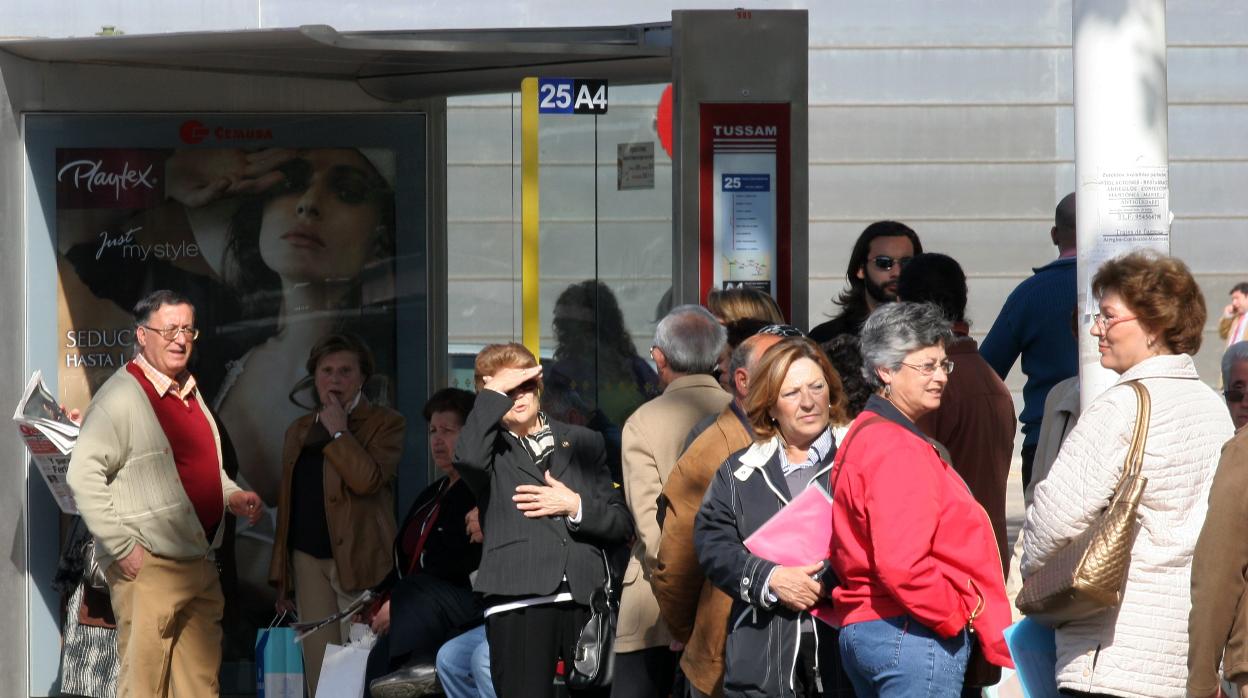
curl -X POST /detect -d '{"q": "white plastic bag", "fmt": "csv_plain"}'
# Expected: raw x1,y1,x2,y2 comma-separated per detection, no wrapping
315,623,377,698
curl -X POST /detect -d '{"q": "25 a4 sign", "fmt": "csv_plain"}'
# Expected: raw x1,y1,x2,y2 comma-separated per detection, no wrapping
537,79,608,115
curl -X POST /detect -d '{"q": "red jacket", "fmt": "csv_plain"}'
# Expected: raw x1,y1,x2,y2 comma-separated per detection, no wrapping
829,396,1014,668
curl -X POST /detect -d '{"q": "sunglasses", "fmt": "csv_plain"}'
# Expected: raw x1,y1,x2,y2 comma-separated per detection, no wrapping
507,379,541,396
1226,389,1246,403
868,255,913,271
757,324,804,338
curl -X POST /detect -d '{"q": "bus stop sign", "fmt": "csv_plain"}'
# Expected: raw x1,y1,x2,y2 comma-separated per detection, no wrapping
537,78,608,115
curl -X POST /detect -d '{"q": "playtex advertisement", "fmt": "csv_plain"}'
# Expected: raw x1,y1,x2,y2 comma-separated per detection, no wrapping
27,113,426,690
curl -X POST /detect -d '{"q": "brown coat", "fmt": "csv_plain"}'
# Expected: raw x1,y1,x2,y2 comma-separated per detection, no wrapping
917,336,1016,572
1189,426,1248,697
269,399,406,595
618,374,731,652
653,406,752,697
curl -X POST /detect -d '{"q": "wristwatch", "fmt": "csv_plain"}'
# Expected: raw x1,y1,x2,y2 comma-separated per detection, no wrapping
332,430,345,440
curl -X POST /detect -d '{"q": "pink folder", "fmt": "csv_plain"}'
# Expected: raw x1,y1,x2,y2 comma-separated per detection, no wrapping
743,484,838,625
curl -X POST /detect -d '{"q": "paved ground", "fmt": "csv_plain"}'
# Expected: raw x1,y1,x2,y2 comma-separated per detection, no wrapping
1005,458,1026,548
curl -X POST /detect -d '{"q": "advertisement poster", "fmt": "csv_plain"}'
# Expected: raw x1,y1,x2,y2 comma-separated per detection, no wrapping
699,103,791,317
27,113,426,690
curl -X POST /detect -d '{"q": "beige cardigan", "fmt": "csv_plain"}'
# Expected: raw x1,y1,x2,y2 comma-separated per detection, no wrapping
67,365,243,567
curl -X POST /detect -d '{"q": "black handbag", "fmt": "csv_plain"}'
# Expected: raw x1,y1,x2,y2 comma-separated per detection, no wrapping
567,549,617,689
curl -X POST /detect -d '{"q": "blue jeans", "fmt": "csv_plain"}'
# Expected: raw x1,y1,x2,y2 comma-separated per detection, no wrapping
839,616,970,697
436,625,496,698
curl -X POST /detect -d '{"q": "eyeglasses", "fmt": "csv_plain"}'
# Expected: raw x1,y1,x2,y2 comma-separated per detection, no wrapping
1091,313,1138,332
141,325,199,341
899,359,955,376
758,324,804,338
869,255,913,271
1226,389,1246,403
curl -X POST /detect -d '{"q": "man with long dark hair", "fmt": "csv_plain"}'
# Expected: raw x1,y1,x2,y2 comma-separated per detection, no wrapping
808,221,922,344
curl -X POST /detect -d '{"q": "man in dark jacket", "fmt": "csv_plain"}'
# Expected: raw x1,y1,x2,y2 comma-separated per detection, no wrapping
980,193,1078,488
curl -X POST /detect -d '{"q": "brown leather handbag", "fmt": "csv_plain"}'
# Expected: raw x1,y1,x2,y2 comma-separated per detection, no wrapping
1015,380,1150,628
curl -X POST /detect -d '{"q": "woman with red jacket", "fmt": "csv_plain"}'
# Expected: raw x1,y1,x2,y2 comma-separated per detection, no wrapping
829,302,1013,696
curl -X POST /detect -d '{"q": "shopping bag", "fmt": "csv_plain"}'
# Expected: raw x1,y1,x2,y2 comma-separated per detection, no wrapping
255,614,304,698
316,624,377,698
1002,619,1059,698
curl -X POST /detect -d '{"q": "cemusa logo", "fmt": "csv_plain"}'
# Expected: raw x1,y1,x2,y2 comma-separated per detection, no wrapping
179,120,210,144
178,119,275,145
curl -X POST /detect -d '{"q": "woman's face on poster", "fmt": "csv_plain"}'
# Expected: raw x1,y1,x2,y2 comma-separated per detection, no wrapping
258,148,388,284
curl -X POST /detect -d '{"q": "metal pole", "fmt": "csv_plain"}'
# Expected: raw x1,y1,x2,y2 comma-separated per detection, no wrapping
1073,0,1171,407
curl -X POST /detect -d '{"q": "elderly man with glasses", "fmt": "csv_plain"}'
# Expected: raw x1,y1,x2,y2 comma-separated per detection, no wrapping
616,305,730,698
1222,341,1248,430
67,289,263,698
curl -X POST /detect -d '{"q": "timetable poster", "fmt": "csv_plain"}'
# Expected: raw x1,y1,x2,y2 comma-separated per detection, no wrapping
698,103,791,316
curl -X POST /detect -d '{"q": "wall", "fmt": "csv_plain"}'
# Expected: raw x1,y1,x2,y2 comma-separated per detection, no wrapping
8,1,1248,387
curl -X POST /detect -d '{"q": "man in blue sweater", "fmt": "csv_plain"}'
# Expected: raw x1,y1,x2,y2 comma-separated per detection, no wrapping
981,193,1078,488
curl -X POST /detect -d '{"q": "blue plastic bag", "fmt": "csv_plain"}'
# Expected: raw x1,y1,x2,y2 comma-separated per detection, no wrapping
256,613,304,698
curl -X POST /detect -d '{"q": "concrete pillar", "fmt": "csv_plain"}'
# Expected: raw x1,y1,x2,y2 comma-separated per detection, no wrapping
1073,0,1171,406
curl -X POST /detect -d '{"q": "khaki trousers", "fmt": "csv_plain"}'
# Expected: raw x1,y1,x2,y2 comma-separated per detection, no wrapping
108,552,223,698
292,549,355,697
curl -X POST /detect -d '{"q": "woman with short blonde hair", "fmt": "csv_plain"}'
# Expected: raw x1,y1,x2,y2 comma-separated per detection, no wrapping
695,336,852,696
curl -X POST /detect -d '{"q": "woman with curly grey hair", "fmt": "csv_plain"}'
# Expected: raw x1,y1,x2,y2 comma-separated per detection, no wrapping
829,302,1013,696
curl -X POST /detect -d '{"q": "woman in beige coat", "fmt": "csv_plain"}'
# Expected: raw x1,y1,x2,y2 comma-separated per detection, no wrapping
1022,252,1232,697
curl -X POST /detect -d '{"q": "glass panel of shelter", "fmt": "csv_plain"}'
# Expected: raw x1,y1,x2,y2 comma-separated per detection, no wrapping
447,83,673,475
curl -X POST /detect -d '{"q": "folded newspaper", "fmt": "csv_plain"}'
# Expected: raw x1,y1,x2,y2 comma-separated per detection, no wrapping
13,371,80,514
292,590,376,642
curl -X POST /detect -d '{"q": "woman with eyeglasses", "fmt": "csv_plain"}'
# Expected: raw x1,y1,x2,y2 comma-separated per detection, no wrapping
1022,252,1232,698
830,302,1013,696
898,253,1016,581
454,342,632,698
268,332,406,696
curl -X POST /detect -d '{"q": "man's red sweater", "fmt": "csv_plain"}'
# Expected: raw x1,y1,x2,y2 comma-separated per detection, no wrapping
126,361,224,535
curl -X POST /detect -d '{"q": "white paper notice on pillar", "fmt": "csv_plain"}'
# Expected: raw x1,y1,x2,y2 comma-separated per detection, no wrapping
713,143,777,295
1084,165,1171,308
617,142,655,190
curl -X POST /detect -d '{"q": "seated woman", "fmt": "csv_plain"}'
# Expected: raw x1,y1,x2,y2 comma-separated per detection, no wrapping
367,388,484,696
268,333,405,696
455,342,632,698
831,302,1012,696
694,336,851,697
